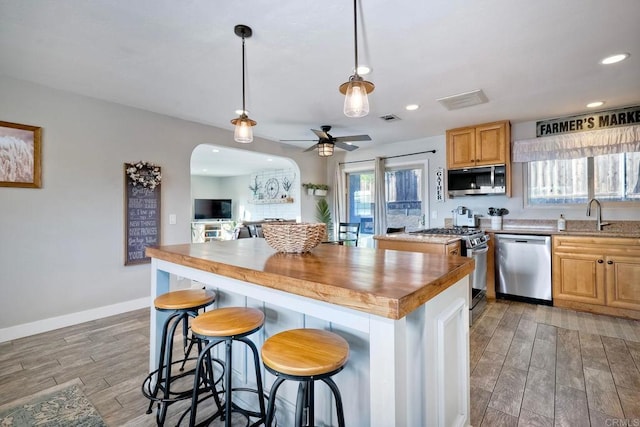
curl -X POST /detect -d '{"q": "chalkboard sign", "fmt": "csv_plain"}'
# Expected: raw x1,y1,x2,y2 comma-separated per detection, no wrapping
124,163,161,265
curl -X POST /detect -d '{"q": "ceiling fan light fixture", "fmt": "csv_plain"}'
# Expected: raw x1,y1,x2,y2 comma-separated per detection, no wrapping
317,141,335,157
231,24,256,143
341,0,374,118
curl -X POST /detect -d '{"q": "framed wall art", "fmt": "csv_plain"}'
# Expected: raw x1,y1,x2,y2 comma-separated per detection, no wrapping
124,162,161,265
0,120,42,188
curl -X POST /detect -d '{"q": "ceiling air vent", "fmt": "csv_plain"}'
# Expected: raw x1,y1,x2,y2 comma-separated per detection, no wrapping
437,89,488,111
379,114,401,122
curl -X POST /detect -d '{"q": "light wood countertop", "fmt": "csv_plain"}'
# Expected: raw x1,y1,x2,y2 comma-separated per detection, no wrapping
372,233,462,244
146,239,474,320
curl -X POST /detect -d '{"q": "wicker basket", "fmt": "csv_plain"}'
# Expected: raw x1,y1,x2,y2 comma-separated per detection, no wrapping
261,223,327,253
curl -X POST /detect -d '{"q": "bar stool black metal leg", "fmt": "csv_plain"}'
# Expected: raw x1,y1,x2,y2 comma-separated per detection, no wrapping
322,377,346,427
189,340,219,426
223,339,233,427
308,380,315,427
266,377,285,427
145,311,179,416
238,336,266,423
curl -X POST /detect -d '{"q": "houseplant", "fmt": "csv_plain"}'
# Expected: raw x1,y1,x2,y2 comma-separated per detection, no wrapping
302,183,317,195
314,184,329,196
315,197,333,240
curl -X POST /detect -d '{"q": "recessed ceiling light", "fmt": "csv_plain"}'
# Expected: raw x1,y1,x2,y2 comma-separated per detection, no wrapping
267,158,273,162
355,65,371,75
600,53,630,65
586,101,604,108
405,104,420,111
211,148,220,153
203,168,208,172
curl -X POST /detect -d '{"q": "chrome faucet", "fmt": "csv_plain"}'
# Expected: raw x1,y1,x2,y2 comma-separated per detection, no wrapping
586,198,610,231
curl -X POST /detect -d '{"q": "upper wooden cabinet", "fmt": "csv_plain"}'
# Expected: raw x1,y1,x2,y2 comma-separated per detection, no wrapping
446,120,510,168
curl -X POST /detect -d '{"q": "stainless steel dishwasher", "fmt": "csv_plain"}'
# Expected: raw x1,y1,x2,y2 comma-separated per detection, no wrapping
495,234,552,303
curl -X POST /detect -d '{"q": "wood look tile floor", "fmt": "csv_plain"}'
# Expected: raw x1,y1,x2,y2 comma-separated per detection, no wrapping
471,300,640,427
1,301,639,426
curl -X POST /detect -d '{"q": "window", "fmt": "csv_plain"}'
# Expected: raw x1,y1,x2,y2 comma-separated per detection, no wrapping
347,166,424,239
527,152,640,205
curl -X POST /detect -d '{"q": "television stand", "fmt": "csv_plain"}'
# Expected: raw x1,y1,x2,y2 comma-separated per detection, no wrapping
191,220,234,243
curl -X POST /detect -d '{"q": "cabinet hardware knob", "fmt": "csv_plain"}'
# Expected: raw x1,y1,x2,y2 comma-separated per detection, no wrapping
597,259,604,263
607,260,613,265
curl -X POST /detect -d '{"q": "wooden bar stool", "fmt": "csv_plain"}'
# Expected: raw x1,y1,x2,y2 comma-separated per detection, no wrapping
186,307,267,427
261,329,349,427
142,288,221,425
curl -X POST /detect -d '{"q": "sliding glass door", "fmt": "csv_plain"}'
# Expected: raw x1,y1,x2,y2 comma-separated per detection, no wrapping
346,164,425,246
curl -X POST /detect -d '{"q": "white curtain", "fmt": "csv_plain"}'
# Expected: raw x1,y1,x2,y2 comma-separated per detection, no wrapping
374,157,387,235
512,124,640,162
332,164,346,241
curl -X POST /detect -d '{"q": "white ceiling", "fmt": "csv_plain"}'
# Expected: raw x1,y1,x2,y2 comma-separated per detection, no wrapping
1,0,639,175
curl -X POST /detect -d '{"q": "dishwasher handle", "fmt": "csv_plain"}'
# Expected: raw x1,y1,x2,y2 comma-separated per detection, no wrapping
497,234,549,245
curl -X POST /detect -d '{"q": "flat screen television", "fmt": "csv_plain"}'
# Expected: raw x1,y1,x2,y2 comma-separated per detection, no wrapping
194,199,232,220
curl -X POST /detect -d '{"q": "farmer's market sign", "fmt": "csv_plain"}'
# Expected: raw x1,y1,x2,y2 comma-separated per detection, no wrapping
536,105,640,137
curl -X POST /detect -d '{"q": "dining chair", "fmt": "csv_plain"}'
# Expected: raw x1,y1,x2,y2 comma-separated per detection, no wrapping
338,222,360,246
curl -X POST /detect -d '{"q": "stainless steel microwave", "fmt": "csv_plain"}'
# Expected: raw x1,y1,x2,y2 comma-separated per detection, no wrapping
447,165,506,197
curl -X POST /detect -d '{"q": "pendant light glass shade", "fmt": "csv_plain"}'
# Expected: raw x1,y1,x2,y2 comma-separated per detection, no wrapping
317,142,335,157
231,115,256,143
341,77,373,118
231,25,256,143
340,0,374,118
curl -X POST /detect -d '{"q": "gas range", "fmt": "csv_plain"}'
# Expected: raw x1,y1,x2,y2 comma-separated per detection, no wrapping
410,227,489,249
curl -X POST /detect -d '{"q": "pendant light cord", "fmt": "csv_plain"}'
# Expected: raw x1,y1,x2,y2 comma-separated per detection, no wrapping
353,0,359,75
241,35,246,113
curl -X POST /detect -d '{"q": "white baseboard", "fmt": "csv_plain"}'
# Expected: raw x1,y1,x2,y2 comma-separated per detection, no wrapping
0,297,150,343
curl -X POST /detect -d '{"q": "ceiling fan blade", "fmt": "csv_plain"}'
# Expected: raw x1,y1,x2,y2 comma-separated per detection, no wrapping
335,141,359,151
311,129,330,140
303,144,319,152
280,139,318,142
334,134,371,143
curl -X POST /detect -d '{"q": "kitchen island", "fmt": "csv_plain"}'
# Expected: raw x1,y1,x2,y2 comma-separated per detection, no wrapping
146,239,474,427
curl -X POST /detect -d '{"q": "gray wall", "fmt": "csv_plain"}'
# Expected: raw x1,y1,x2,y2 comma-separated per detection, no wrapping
0,76,325,336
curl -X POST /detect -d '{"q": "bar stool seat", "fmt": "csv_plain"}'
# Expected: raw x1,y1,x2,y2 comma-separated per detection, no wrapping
261,329,349,427
142,288,220,425
185,307,267,427
154,288,216,311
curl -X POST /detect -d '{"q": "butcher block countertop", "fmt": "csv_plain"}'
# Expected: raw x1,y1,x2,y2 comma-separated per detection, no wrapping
372,233,461,244
146,238,474,320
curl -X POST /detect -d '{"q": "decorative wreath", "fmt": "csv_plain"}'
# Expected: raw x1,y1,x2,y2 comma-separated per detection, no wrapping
126,161,162,189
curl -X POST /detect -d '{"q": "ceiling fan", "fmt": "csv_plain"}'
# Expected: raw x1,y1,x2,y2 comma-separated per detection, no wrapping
281,125,371,153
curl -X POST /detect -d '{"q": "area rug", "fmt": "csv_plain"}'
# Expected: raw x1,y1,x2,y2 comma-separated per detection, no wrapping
0,378,106,426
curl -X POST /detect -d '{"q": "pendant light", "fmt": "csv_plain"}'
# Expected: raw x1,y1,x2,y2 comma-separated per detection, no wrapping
231,25,256,143
339,0,374,118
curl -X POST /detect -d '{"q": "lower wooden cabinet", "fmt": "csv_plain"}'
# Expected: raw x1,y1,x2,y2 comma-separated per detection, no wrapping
605,254,640,311
553,236,640,318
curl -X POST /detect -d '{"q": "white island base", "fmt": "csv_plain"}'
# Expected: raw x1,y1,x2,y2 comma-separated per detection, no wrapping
150,257,470,427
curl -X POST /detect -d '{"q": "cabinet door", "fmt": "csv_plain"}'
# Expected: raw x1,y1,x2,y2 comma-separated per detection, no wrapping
553,252,606,305
475,122,507,165
447,241,461,256
446,127,476,168
605,255,640,311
